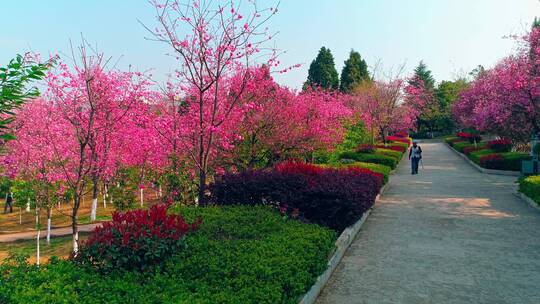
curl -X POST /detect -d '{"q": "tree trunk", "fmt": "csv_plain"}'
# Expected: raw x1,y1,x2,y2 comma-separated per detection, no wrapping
46,207,52,244
72,196,80,255
158,184,162,198
140,188,144,207
35,207,41,266
197,170,206,206
90,178,98,221
19,207,22,225
103,184,107,208
26,198,30,212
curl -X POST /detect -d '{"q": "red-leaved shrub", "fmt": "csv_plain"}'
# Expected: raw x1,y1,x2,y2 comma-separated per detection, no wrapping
479,154,504,169
209,163,383,231
463,146,484,155
74,204,200,271
375,144,407,153
356,144,376,153
275,161,323,176
456,132,482,143
392,131,408,138
386,136,411,146
487,139,512,152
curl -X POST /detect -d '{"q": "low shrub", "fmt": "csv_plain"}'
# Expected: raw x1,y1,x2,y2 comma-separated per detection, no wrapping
452,141,474,153
463,145,486,155
340,162,391,184
475,152,530,171
0,206,336,303
375,143,407,153
375,148,403,161
209,163,383,231
386,136,411,146
444,136,466,147
339,151,398,169
519,175,540,206
469,149,496,164
456,132,482,143
487,139,512,153
479,154,505,169
498,152,531,171
74,204,200,272
356,144,376,153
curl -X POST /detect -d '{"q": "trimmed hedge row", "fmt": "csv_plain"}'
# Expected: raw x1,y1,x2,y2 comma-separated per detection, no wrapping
0,206,336,304
519,175,540,206
209,162,383,232
339,151,398,169
326,162,391,184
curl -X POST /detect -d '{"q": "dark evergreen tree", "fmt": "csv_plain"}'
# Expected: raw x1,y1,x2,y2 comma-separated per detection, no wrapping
304,47,339,90
409,61,435,90
339,50,370,93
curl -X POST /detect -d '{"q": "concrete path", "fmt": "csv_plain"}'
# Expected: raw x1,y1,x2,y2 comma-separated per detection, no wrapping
0,223,101,243
316,141,540,304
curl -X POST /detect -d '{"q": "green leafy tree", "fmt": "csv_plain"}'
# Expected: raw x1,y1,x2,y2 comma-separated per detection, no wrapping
0,54,51,142
469,65,486,80
304,47,339,90
340,50,370,93
409,60,435,90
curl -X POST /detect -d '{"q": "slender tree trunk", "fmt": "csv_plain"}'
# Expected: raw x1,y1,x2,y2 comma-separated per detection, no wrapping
90,178,98,221
140,188,144,207
19,207,22,225
103,184,107,208
35,207,41,266
158,184,162,198
26,198,30,212
46,207,52,244
198,170,206,206
72,195,81,255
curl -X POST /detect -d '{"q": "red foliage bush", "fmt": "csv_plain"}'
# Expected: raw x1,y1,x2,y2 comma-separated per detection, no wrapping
479,154,504,169
356,144,376,153
463,146,484,155
456,132,482,143
209,163,383,231
74,203,200,271
275,161,323,176
487,139,512,152
375,144,407,153
386,136,411,146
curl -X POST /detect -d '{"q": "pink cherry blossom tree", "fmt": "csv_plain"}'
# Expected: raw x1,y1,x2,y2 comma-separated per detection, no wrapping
146,0,280,203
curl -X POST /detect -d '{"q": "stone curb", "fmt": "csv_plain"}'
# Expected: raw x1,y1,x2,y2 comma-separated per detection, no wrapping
514,191,540,212
298,168,391,304
445,143,521,177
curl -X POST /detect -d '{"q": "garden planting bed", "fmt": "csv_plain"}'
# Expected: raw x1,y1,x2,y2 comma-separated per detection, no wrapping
444,135,527,176
516,175,540,211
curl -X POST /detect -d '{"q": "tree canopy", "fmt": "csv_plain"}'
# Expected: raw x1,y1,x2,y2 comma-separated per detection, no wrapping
340,50,370,93
304,47,339,90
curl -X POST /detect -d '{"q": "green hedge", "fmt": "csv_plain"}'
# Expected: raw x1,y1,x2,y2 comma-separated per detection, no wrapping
0,206,336,304
375,148,403,161
339,151,398,169
497,152,531,171
519,175,540,206
468,149,496,164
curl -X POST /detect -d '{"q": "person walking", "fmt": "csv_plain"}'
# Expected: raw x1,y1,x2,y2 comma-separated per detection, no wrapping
408,140,423,175
4,191,13,213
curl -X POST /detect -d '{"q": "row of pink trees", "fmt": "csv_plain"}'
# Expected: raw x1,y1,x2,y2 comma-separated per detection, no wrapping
453,26,540,144
1,0,428,256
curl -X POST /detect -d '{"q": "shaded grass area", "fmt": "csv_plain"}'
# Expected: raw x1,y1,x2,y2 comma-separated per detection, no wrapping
0,234,89,263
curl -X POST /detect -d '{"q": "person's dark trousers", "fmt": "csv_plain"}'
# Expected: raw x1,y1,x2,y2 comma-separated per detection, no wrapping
411,157,420,174
4,200,12,214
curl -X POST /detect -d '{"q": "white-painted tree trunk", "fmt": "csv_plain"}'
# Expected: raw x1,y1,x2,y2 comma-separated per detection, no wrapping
90,198,97,221
103,185,107,208
159,185,162,198
26,198,30,212
46,208,52,244
140,188,144,207
72,231,79,254
19,208,22,225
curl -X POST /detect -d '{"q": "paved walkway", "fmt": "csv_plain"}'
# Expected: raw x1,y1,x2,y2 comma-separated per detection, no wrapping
0,223,100,243
316,141,540,304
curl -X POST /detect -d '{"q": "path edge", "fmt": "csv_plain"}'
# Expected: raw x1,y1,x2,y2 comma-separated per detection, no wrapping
514,191,540,212
445,143,521,176
298,183,388,304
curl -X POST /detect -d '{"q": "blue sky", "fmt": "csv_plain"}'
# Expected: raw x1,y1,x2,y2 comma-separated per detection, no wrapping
1,0,539,89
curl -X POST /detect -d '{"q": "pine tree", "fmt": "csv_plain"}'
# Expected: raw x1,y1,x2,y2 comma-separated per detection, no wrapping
304,47,339,90
409,61,435,90
340,50,370,93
